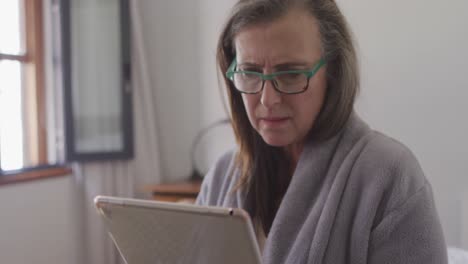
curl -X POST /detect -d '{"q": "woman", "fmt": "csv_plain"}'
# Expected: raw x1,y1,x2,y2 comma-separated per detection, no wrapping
196,0,448,263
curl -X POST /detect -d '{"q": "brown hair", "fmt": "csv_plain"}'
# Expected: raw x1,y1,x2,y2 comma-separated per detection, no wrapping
217,0,359,234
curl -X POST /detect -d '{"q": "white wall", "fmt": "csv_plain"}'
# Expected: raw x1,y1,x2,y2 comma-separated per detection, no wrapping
0,177,78,264
336,0,468,248
197,0,237,174
137,0,202,182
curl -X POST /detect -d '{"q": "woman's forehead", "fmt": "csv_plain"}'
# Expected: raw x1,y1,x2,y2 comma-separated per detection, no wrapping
234,11,322,65
233,9,322,65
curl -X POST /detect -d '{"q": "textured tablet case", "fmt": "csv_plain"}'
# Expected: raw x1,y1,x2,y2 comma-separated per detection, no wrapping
98,202,261,264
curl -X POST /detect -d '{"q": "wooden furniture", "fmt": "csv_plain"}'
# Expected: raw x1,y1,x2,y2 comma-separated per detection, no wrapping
144,179,202,203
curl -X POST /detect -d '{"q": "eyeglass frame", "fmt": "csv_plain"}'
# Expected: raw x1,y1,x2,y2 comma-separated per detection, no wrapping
225,57,327,94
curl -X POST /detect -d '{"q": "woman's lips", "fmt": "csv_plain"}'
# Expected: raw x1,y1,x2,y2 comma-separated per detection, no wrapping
259,117,290,127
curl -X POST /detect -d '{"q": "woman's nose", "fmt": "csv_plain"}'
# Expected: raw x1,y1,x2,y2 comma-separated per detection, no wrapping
260,80,282,108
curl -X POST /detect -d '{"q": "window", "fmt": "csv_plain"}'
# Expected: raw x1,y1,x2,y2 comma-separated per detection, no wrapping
0,0,133,177
60,0,133,161
0,0,48,172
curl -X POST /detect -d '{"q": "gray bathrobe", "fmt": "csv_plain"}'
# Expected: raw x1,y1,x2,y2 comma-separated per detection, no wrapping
196,113,448,264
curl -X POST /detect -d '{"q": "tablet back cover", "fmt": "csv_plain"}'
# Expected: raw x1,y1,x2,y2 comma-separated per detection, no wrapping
97,200,261,264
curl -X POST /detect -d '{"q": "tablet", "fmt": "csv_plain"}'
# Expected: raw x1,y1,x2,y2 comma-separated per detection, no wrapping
94,195,262,264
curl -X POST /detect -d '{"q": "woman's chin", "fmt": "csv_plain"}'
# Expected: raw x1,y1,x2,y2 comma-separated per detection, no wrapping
261,135,291,148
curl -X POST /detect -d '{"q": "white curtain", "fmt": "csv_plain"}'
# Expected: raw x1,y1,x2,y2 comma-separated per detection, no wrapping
71,1,163,263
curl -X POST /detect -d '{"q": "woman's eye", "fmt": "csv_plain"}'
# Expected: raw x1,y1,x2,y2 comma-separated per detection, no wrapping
281,73,302,80
241,73,258,80
237,66,263,73
239,68,261,73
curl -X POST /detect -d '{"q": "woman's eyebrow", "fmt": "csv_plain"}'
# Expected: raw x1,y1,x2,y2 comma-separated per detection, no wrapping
237,62,262,69
237,61,311,70
273,62,310,70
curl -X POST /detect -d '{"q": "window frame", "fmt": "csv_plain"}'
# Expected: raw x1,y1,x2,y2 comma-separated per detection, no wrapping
59,0,134,162
0,0,133,179
0,0,48,171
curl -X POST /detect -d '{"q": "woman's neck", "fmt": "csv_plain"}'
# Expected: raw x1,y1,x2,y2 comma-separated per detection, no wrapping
285,143,304,175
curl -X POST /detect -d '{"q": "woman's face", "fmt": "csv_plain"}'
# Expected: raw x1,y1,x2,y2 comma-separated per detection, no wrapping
234,10,327,154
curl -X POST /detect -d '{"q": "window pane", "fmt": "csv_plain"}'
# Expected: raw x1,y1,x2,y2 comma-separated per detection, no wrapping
71,0,123,153
0,60,24,170
0,0,24,55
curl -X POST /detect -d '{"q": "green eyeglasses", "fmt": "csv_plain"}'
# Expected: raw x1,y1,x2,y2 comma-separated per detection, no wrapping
226,58,326,94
